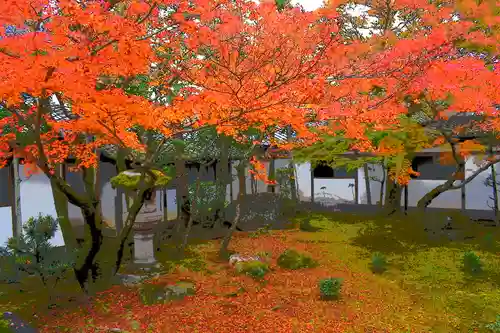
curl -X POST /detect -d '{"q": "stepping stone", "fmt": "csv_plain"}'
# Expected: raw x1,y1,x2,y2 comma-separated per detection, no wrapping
1,312,37,333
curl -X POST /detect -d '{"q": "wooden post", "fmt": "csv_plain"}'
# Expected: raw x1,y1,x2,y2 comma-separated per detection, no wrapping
310,163,315,203
404,184,409,215
268,158,276,193
10,158,22,238
363,164,372,205
354,168,359,204
162,188,168,221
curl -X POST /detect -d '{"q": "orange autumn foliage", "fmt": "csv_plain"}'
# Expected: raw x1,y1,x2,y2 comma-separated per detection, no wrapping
0,0,162,172
1,0,496,181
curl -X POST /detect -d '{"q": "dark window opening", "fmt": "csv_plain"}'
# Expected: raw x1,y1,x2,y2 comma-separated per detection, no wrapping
313,163,334,178
313,162,356,179
412,155,459,180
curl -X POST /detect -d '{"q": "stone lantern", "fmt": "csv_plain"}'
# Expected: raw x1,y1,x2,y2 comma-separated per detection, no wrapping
111,170,171,267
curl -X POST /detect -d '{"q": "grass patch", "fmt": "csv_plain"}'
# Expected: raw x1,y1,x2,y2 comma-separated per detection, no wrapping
309,212,500,332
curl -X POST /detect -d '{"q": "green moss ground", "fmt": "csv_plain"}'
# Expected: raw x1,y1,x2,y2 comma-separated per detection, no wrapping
2,211,500,332
294,212,500,332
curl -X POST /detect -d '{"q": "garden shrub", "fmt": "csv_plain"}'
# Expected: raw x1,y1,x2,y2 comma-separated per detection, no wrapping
277,249,317,270
235,260,269,280
486,315,500,332
0,214,75,288
370,252,388,274
318,277,343,300
299,218,322,232
463,251,483,275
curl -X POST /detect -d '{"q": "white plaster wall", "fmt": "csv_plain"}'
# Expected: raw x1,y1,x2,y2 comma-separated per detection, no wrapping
274,158,292,195
256,161,270,193
231,161,239,200
294,161,355,203
355,157,499,209
232,161,269,198
406,180,461,208
100,182,116,227
231,161,249,200
0,207,12,247
67,180,118,228
19,166,65,246
67,176,117,228
357,163,386,205
295,162,312,200
314,179,356,203
230,155,500,211
357,162,462,209
465,157,500,211
166,189,177,220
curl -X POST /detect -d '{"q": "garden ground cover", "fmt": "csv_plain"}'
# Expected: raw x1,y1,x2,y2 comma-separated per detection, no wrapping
2,212,500,332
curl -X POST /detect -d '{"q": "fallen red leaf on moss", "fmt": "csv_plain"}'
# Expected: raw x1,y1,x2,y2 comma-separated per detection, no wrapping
37,230,426,332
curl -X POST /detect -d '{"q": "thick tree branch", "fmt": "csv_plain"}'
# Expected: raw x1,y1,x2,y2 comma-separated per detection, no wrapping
449,157,500,190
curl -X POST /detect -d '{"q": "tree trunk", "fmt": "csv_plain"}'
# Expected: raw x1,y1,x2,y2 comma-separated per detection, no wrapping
50,164,78,249
219,196,241,258
416,159,465,210
238,161,247,197
488,145,499,223
268,158,276,193
215,135,230,225
379,159,387,207
163,189,168,223
363,163,372,205
285,126,298,202
113,185,152,275
289,162,298,201
175,154,189,231
384,180,402,215
416,178,457,209
491,164,499,223
12,157,22,238
74,206,103,293
219,162,246,258
250,173,257,194
181,170,201,254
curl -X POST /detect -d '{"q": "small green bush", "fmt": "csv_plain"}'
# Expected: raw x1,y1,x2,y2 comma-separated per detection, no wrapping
318,277,343,300
485,315,500,332
277,249,317,270
0,214,75,288
235,260,269,280
370,252,388,274
299,219,322,232
463,251,483,275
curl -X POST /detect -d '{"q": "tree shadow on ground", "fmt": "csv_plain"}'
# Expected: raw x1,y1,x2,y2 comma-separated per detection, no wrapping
341,210,500,256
